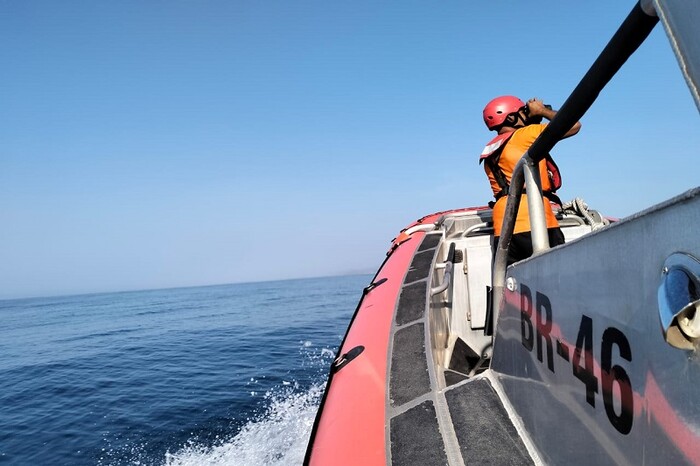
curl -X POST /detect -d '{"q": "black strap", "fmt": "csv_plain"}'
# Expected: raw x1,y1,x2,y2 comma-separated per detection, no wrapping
486,148,562,206
484,151,509,199
544,191,563,207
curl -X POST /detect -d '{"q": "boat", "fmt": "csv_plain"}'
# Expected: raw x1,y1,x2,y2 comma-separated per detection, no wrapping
304,1,700,464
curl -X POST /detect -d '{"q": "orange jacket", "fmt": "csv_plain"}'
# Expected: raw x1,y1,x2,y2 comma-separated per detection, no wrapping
480,124,559,236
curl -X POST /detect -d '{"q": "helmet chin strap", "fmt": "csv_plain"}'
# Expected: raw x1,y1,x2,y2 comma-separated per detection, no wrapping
504,111,527,129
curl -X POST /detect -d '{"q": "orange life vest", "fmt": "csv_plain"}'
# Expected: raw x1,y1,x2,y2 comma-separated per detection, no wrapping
479,131,562,203
479,125,561,236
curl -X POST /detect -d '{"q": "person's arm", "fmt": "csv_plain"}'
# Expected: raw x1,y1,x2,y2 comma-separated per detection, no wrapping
527,98,581,138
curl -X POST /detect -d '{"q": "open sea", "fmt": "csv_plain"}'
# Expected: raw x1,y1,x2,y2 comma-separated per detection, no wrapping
0,274,371,465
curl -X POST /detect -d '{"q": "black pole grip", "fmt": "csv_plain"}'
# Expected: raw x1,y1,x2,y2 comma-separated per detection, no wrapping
527,1,658,163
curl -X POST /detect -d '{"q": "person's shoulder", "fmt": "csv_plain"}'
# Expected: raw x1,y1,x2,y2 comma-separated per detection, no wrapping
513,124,546,139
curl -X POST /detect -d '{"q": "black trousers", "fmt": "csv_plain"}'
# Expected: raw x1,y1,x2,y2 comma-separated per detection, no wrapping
493,227,565,266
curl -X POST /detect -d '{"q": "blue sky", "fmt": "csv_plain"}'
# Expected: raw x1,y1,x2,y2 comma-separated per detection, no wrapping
1,1,698,299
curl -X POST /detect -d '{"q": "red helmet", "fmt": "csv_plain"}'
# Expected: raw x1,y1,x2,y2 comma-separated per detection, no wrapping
483,95,525,130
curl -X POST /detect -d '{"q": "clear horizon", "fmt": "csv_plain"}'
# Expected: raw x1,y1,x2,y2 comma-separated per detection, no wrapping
0,271,376,302
2,1,698,299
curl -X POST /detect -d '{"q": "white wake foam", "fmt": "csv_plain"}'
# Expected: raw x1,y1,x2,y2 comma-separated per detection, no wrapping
163,383,325,466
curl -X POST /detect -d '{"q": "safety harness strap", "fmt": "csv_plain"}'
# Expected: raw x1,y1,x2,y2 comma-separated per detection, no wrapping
482,134,563,207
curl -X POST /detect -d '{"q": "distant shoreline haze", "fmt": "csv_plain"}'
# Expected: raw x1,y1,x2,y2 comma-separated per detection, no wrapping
0,272,375,302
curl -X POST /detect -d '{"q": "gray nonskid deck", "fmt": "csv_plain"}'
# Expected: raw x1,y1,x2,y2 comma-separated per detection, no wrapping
387,232,536,466
390,323,430,406
445,378,533,465
391,401,449,466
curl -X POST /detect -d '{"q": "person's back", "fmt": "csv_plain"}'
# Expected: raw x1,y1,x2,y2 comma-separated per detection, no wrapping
479,95,581,264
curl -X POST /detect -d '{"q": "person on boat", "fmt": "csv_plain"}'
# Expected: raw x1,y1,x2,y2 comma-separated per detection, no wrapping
480,95,581,265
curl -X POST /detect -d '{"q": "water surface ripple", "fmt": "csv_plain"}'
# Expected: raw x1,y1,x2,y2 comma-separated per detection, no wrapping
0,275,369,465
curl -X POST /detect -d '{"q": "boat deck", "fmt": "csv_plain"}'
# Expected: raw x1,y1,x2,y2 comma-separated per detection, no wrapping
388,232,534,466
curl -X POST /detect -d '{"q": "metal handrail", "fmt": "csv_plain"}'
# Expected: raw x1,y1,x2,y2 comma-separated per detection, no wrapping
405,224,437,236
431,243,456,296
490,154,548,330
460,222,493,238
489,1,659,332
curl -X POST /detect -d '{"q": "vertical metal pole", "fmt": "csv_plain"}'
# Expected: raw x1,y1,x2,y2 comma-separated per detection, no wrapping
490,160,525,335
487,1,658,338
523,156,549,253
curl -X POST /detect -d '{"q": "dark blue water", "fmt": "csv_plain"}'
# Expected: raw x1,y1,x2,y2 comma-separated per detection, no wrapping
0,275,370,465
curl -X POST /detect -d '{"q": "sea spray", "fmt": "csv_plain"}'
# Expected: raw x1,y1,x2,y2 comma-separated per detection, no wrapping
163,383,325,466
0,275,367,465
